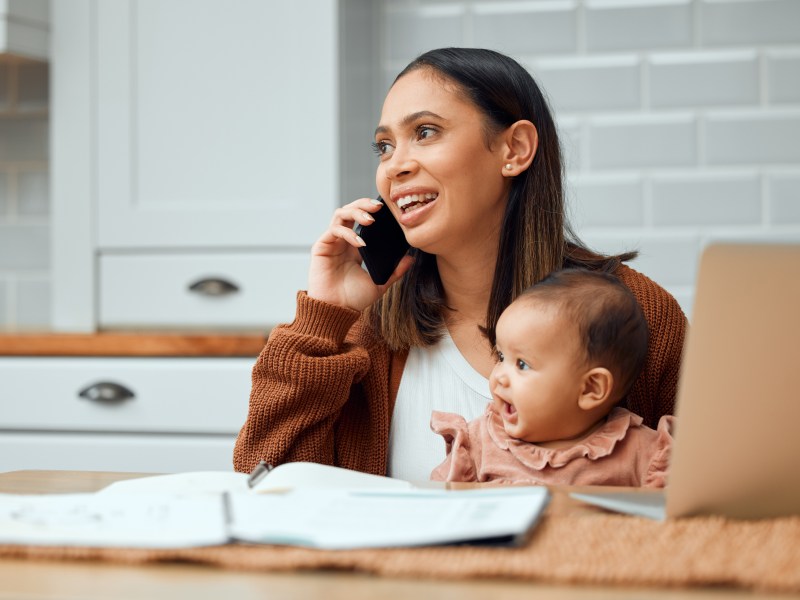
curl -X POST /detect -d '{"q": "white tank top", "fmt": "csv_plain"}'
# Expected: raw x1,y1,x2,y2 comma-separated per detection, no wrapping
387,331,492,482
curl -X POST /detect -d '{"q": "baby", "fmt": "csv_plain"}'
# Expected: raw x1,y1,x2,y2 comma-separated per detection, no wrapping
430,268,674,487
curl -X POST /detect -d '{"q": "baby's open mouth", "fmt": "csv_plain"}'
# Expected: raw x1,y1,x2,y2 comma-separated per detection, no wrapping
397,193,438,214
502,401,517,417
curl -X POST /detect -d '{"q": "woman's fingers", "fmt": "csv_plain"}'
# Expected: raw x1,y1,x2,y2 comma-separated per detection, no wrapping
307,197,391,310
330,198,383,227
313,225,365,256
317,198,384,252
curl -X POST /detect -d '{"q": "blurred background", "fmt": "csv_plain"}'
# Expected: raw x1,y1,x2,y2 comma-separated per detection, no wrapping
1,0,799,333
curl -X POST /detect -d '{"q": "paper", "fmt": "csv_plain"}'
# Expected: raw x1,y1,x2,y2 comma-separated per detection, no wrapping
229,487,550,549
99,462,413,496
2,464,548,550
0,486,550,550
0,493,227,548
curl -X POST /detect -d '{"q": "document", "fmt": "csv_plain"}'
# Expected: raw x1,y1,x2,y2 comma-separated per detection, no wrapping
0,487,550,550
98,461,414,496
228,487,550,549
0,493,228,548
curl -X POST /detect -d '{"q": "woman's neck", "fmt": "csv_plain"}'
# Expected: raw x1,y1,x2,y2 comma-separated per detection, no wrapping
436,230,498,323
436,239,499,378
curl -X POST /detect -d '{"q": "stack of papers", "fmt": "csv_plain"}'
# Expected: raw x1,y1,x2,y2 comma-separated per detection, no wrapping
0,463,550,550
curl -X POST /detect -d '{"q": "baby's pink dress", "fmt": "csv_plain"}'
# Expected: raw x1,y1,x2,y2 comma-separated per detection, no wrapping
430,405,674,487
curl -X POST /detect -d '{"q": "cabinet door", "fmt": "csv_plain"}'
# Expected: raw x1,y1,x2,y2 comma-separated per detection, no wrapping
95,0,338,249
0,357,253,434
98,252,309,328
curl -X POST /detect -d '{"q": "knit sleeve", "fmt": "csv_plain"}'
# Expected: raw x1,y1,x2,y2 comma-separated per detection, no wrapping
616,264,688,429
232,291,373,473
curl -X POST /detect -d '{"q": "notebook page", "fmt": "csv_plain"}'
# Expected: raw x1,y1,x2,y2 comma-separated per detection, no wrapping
228,487,549,549
0,492,228,548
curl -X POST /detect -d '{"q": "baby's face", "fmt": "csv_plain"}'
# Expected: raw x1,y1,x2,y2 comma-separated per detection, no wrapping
489,299,588,443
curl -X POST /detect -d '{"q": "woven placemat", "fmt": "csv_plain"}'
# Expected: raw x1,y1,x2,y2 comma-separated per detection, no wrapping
1,513,798,592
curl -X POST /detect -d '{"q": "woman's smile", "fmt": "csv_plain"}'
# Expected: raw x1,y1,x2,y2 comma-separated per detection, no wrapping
390,187,440,227
396,192,438,213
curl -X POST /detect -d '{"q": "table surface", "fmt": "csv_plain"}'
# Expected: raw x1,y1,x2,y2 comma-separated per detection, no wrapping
0,470,793,600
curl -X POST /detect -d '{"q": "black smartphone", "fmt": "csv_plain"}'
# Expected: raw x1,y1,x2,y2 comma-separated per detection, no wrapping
353,197,410,285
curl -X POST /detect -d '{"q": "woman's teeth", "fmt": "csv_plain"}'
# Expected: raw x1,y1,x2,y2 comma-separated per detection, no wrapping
397,193,438,213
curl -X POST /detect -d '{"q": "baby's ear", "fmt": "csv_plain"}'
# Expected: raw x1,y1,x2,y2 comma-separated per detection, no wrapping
577,367,613,412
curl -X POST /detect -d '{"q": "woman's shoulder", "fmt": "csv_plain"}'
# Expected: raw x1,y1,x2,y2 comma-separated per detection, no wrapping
614,263,687,326
614,262,687,425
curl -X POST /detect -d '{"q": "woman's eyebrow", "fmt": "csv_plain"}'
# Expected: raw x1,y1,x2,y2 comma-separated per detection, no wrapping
374,110,447,137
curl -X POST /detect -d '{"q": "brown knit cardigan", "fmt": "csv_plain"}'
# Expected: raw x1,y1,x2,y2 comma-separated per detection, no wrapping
233,264,687,475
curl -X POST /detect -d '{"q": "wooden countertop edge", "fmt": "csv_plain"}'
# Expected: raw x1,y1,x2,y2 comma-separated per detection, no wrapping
0,333,269,357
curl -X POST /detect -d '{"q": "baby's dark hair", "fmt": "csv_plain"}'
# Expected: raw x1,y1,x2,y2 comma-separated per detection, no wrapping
518,268,649,403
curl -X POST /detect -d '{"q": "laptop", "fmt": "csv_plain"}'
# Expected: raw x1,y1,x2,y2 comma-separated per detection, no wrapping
572,243,800,520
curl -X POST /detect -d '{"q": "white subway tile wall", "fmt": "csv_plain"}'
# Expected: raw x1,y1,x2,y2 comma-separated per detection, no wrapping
568,174,644,228
380,0,800,316
0,57,50,330
768,173,800,224
473,2,578,56
585,0,693,52
766,50,800,104
648,50,760,108
699,0,800,46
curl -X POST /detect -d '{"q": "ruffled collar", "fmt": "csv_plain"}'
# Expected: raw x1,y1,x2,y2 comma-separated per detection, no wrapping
485,406,644,470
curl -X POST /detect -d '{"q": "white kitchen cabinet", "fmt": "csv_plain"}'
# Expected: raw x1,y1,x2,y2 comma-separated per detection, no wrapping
98,252,310,329
51,0,345,331
0,356,253,472
0,432,237,473
94,0,337,250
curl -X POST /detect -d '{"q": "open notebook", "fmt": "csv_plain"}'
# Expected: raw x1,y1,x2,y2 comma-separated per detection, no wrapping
573,243,800,520
0,463,550,549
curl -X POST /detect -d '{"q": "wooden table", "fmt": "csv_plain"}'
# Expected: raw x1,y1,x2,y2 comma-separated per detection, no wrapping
0,471,791,600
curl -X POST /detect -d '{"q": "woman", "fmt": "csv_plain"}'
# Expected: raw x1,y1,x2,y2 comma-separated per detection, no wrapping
233,48,686,480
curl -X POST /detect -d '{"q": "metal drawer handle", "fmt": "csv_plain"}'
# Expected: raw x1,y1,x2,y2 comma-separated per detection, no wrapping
188,277,240,296
78,382,135,404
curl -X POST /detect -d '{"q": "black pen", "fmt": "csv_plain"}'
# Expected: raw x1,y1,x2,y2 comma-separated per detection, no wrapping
247,460,274,489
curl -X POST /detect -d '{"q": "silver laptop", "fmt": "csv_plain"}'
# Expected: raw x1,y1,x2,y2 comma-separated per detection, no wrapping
573,243,800,520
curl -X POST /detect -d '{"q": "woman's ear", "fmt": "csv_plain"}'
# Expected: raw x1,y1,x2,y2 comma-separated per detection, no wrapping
577,367,614,412
501,120,538,176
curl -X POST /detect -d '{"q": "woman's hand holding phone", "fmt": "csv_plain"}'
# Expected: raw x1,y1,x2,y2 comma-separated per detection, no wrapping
306,197,412,312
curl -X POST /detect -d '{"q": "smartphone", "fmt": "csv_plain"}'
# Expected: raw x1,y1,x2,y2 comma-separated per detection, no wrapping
354,197,410,285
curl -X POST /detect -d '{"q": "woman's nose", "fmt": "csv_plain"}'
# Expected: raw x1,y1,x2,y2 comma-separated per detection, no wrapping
384,145,417,180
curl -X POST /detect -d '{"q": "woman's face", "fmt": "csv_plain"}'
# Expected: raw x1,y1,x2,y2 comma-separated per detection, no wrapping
374,69,511,257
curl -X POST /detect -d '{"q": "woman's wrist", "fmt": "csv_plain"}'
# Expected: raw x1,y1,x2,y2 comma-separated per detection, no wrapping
289,291,362,343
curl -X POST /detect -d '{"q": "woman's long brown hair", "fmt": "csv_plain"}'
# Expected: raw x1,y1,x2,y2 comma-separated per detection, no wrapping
370,48,635,351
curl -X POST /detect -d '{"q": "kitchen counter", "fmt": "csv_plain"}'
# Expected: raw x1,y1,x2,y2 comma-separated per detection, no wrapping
0,332,267,357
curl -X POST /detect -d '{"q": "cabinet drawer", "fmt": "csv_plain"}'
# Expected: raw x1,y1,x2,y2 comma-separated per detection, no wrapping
0,432,237,473
0,357,252,434
99,252,310,328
